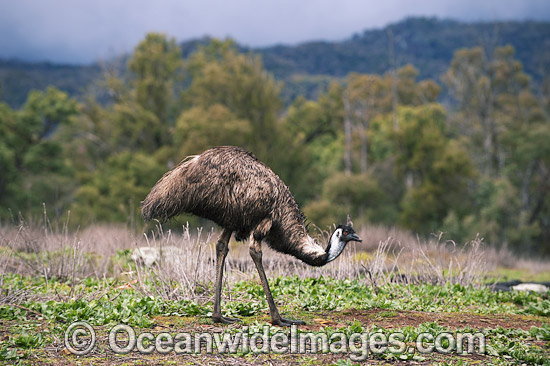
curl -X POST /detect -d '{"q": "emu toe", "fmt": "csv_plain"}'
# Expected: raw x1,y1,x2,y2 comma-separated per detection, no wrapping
212,315,242,324
272,317,306,327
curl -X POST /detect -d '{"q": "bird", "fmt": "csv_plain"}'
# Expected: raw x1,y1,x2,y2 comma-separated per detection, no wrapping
141,146,362,326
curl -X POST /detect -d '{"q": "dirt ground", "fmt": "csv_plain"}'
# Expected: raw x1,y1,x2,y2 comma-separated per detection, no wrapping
301,308,547,331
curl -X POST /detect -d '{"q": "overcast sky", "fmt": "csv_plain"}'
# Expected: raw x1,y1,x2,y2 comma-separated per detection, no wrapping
1,0,549,64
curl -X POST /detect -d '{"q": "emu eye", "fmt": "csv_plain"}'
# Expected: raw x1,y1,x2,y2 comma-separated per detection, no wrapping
343,231,348,236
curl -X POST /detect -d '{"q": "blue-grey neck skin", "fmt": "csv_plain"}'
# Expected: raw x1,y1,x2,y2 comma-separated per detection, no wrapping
326,228,347,263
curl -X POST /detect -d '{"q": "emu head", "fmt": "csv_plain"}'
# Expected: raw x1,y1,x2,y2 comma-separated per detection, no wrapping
326,224,362,263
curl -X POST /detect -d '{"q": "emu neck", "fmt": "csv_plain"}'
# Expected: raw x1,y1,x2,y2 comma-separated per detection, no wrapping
326,234,346,263
293,232,346,267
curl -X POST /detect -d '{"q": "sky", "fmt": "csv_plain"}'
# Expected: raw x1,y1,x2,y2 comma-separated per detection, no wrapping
1,0,549,65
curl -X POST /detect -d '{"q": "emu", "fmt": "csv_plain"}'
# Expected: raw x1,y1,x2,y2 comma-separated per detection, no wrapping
141,146,361,326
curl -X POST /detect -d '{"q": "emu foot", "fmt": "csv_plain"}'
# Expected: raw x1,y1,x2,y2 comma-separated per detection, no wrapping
271,317,306,327
212,315,241,324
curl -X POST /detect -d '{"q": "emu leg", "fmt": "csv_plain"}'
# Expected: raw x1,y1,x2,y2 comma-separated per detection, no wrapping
212,229,239,324
249,240,305,326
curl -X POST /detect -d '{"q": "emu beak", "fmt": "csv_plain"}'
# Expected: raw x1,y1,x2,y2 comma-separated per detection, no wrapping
346,233,362,243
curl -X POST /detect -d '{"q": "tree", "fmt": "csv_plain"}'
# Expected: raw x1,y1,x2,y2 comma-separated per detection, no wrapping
183,39,282,162
71,152,167,226
108,101,162,154
282,83,345,203
128,33,183,125
388,105,474,233
443,46,531,177
0,87,78,218
63,33,184,177
174,104,252,157
344,66,440,174
0,102,19,211
294,68,445,231
18,87,78,142
444,45,550,253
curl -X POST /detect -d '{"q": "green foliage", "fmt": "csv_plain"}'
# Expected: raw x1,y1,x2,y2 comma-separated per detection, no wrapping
71,152,167,225
2,273,549,363
523,300,550,317
444,45,550,252
223,301,265,318
183,39,282,161
282,83,346,204
486,327,550,364
18,86,78,140
174,104,252,157
128,33,183,123
0,275,207,327
108,100,163,153
322,173,390,225
530,323,550,341
12,331,45,349
388,105,475,232
285,93,341,143
0,104,19,209
0,87,77,218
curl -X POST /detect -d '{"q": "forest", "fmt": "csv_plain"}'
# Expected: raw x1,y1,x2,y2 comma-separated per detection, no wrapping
0,30,549,256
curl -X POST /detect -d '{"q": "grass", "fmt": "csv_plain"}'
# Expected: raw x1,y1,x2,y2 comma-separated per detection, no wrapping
0,273,549,364
0,219,549,365
487,267,550,283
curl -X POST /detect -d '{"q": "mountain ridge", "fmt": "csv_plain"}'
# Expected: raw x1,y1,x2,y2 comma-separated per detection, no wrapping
1,17,549,107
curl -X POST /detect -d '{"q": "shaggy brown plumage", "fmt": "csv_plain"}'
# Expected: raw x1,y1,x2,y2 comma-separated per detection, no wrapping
142,146,329,265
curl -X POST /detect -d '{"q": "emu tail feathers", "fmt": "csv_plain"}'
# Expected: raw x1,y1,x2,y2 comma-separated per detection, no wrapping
141,155,198,222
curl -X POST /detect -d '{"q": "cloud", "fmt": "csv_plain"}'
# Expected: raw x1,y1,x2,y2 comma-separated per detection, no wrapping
0,0,549,64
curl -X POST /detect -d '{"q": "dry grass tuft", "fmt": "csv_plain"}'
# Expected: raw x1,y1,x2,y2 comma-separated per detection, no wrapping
1,216,548,304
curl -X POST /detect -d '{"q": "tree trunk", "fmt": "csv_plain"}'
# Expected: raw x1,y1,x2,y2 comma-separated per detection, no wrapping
343,91,352,175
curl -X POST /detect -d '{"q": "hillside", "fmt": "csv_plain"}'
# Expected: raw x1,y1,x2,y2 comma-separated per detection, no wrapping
0,59,101,107
259,17,550,79
256,17,550,102
1,17,549,107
